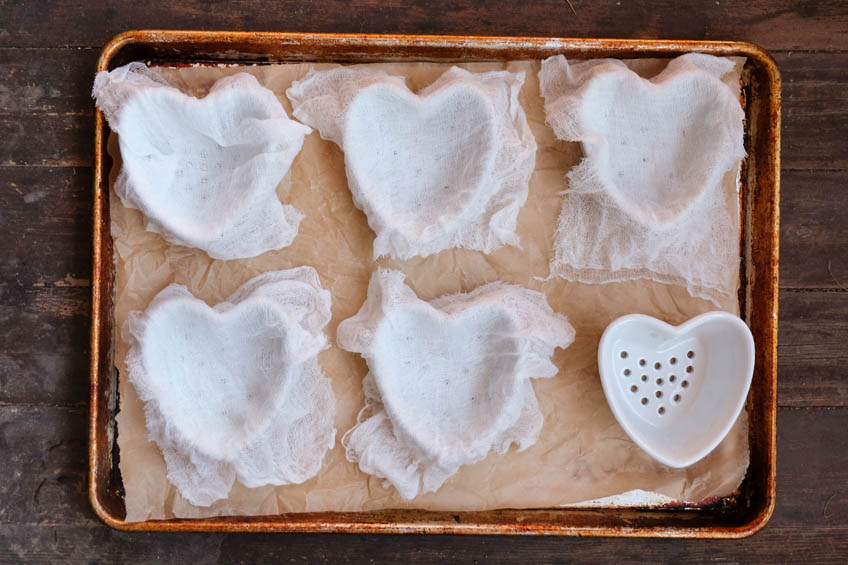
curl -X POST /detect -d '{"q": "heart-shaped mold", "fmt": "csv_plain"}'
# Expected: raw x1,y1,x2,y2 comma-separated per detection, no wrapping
540,53,745,228
598,311,754,468
538,53,746,306
94,63,311,259
124,267,336,506
136,296,308,459
287,66,537,259
344,81,499,241
371,302,525,461
337,269,574,499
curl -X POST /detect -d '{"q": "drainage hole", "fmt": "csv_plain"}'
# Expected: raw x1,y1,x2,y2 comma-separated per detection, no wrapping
620,351,628,359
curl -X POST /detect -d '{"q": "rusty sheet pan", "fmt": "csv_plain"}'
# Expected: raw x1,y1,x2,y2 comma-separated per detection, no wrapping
89,31,780,537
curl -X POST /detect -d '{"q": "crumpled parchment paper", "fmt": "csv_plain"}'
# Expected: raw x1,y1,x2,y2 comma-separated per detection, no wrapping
109,58,748,522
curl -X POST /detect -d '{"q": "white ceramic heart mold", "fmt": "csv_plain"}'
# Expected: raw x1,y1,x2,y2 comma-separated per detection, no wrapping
93,62,311,260
598,311,754,468
287,66,537,259
337,269,574,499
124,267,336,506
539,53,746,305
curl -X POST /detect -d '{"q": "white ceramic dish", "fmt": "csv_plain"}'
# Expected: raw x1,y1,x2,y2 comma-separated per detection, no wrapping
598,311,755,468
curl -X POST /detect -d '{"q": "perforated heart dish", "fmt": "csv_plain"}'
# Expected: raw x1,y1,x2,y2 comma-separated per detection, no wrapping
598,312,754,468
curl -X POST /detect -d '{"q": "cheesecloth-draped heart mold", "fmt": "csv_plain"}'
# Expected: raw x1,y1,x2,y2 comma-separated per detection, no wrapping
123,267,336,506
539,53,746,305
337,269,575,500
93,62,311,260
286,66,537,260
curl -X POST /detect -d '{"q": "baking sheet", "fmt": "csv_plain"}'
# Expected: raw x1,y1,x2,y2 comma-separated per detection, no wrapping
109,58,748,522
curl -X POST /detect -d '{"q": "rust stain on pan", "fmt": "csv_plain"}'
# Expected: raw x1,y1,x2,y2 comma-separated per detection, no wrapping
89,30,780,537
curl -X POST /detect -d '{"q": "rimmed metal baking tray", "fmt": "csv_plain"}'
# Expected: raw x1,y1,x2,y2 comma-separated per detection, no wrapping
89,30,780,537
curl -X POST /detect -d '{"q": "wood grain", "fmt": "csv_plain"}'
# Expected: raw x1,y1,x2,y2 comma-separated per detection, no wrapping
781,170,848,289
0,405,91,526
776,52,848,170
0,286,89,405
1,0,847,51
0,113,93,167
0,48,99,114
779,291,848,407
0,165,92,405
0,167,92,287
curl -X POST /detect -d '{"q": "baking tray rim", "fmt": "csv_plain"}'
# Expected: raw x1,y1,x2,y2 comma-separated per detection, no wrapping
88,30,780,537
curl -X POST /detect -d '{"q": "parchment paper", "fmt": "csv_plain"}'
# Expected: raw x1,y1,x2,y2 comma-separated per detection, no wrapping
110,59,749,522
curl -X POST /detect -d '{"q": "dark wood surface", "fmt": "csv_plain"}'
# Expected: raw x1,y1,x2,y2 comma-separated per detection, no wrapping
1,1,845,562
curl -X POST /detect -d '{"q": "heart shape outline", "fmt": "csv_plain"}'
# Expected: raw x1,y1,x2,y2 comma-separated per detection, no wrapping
287,66,537,259
125,268,331,465
123,269,335,508
94,64,311,259
541,54,745,229
598,311,754,468
369,299,527,463
338,269,575,498
132,291,317,461
342,80,500,242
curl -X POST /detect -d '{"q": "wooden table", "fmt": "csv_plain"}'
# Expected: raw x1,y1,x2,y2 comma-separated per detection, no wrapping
1,1,845,561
